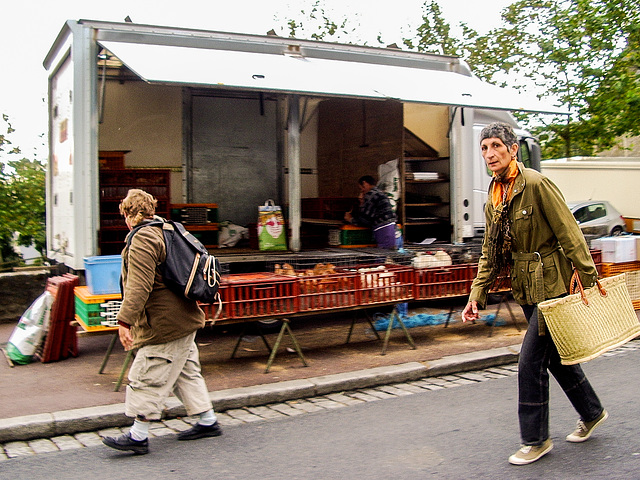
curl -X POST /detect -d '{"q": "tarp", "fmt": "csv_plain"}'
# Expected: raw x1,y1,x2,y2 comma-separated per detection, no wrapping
99,40,566,115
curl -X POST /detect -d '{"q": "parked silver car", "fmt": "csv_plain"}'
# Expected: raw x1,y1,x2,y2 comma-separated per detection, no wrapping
568,200,626,237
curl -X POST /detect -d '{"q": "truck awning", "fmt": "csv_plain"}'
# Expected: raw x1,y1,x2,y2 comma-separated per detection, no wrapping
99,40,566,115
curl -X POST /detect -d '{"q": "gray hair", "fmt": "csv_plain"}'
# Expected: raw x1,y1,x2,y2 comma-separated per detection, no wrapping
479,122,517,149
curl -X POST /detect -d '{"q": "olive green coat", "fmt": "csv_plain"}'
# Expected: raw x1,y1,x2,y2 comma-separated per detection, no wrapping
117,219,205,349
469,163,597,309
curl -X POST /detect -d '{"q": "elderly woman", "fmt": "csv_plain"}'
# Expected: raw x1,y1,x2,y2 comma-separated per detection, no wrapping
102,189,221,455
462,123,607,466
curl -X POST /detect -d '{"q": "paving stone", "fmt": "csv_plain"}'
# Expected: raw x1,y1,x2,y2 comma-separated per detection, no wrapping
162,418,192,432
346,391,382,402
307,397,346,409
441,382,462,388
420,383,445,391
147,425,175,437
407,379,436,389
440,375,463,382
246,406,287,419
448,377,476,385
74,432,104,447
360,388,396,400
215,413,244,426
4,441,34,458
391,382,427,393
226,409,264,422
286,399,324,413
325,393,365,406
485,367,514,376
50,435,84,451
265,403,305,416
456,372,488,382
377,385,414,396
425,377,450,386
98,427,125,438
28,439,59,454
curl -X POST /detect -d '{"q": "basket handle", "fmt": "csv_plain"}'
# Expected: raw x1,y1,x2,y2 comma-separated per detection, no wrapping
569,269,607,306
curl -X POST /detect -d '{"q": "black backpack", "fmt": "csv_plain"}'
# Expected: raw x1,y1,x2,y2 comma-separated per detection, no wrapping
126,218,222,314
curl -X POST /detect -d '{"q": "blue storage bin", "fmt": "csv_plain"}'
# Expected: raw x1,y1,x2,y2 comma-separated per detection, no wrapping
84,255,122,295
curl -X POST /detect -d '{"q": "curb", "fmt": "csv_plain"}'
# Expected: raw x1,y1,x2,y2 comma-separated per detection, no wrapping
0,345,520,443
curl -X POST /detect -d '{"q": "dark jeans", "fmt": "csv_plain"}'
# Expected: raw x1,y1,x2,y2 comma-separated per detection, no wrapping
518,304,604,445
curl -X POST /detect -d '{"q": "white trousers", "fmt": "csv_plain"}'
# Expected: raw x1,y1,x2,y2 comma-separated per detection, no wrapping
125,331,212,421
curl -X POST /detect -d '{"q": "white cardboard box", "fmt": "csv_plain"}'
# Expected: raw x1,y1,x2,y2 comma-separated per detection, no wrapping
600,236,637,263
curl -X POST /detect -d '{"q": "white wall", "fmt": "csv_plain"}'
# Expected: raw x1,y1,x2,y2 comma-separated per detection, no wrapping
541,158,640,218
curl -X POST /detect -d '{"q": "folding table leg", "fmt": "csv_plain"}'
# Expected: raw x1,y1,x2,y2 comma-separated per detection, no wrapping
490,293,520,337
99,333,119,374
231,323,272,359
346,310,382,344
264,319,308,373
114,350,135,392
381,306,416,356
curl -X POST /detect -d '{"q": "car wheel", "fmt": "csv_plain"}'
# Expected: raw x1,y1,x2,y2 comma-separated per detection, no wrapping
611,226,624,236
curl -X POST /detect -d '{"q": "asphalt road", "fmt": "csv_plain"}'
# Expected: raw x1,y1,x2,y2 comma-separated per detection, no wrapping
3,346,640,479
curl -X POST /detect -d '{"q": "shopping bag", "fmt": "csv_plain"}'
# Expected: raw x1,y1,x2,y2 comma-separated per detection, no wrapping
258,199,287,251
538,271,640,365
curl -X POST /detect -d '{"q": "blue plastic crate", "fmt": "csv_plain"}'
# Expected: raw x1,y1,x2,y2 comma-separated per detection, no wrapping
84,255,122,295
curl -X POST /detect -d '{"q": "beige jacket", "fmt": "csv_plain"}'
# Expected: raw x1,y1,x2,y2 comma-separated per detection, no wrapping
116,219,205,349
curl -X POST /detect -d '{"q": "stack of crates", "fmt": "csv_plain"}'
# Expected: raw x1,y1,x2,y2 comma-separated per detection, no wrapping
74,286,122,330
336,225,376,248
170,203,219,248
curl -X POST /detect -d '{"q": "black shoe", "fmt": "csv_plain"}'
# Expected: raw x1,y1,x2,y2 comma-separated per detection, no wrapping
177,421,223,441
103,433,149,455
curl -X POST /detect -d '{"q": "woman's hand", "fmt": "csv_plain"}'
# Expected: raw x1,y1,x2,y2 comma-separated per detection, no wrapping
461,301,480,323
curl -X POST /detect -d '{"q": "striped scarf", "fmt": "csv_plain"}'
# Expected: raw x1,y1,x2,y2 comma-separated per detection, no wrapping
487,160,518,288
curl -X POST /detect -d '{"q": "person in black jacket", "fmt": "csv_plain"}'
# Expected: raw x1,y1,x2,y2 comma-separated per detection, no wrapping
344,175,397,249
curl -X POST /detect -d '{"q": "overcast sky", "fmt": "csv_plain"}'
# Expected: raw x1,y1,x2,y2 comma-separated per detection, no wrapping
0,0,513,160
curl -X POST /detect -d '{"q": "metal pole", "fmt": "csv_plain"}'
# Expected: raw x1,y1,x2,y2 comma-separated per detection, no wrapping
287,95,301,252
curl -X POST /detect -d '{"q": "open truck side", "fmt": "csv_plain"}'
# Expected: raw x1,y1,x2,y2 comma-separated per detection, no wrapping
43,20,559,270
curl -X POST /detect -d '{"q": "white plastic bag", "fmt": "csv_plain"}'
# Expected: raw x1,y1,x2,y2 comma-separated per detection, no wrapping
218,221,249,248
378,158,401,214
6,291,53,364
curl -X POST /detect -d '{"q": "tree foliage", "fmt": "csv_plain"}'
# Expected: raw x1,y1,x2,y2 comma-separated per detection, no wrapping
402,0,640,158
0,114,46,266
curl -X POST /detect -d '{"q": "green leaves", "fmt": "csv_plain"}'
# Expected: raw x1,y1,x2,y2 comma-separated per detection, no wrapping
0,115,46,266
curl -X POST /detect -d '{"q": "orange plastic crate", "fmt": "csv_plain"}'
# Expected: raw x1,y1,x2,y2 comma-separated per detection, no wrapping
351,264,414,305
468,265,511,292
222,273,298,319
601,261,640,278
414,264,471,300
296,270,360,312
198,284,229,321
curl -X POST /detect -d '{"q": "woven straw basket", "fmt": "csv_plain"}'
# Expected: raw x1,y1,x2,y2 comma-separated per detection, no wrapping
538,273,640,365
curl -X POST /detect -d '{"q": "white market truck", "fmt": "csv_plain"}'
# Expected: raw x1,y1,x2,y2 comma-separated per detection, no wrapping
43,19,560,270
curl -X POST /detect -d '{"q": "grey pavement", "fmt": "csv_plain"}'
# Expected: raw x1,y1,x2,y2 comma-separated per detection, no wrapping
0,343,522,457
2,340,640,479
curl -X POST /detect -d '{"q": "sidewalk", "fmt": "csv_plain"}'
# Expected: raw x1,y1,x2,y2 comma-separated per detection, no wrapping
0,297,526,443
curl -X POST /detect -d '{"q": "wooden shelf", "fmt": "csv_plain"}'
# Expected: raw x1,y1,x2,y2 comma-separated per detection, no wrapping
405,202,449,207
403,156,450,162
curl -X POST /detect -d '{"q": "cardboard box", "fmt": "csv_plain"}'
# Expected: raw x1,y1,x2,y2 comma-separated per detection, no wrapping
600,237,637,264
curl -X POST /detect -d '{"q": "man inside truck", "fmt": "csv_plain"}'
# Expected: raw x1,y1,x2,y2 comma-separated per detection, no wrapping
344,175,397,249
